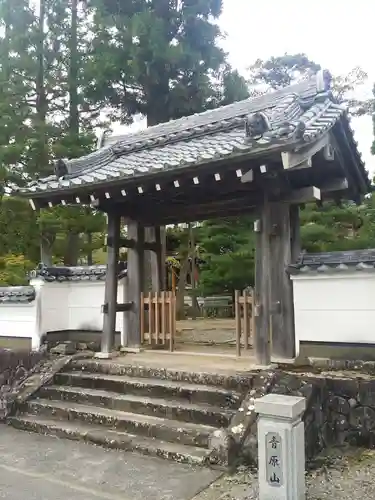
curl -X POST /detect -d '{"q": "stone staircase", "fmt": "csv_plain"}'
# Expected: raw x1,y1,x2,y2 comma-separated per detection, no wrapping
8,358,250,465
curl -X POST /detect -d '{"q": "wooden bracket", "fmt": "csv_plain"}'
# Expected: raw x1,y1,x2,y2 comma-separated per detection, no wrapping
241,168,254,183
281,134,332,170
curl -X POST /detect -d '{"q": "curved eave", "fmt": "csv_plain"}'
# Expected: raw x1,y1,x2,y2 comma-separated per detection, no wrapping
13,138,297,201
334,116,371,198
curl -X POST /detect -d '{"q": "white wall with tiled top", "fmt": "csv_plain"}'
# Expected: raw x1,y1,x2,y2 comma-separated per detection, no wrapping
0,281,44,351
0,277,127,351
291,271,375,355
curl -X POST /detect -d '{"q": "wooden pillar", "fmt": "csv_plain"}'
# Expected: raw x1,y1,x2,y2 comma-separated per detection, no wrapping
269,202,296,360
253,196,272,365
159,226,167,290
150,226,163,292
290,205,301,262
125,220,145,347
101,210,121,355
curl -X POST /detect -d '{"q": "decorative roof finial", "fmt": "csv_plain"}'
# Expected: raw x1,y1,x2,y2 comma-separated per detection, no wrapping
316,69,332,93
97,129,110,149
245,111,270,139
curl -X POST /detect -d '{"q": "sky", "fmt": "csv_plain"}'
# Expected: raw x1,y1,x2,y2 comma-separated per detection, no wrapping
117,0,375,172
219,0,375,172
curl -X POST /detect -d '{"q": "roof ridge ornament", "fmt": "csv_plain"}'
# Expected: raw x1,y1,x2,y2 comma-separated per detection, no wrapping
245,111,270,139
316,69,332,93
245,93,306,144
54,158,69,179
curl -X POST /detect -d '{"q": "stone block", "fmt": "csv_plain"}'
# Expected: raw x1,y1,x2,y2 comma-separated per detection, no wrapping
327,395,350,415
358,380,375,407
50,342,77,355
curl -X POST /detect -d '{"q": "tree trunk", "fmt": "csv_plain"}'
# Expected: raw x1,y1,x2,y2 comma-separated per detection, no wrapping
176,254,190,320
63,232,80,266
62,0,80,267
35,0,48,173
36,0,52,262
68,0,79,138
40,232,54,266
87,232,93,265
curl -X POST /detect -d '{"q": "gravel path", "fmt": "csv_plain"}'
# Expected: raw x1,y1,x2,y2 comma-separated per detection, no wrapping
193,448,375,500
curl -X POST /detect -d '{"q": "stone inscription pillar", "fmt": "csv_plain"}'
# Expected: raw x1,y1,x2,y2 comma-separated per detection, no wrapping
255,394,306,500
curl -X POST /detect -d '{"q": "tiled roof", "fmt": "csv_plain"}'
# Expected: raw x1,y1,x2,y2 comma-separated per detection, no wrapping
30,263,127,282
289,249,375,274
15,71,366,198
0,286,36,304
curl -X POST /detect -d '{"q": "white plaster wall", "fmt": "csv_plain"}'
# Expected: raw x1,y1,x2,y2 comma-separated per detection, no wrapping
39,282,69,333
291,272,375,354
40,278,127,334
0,303,38,346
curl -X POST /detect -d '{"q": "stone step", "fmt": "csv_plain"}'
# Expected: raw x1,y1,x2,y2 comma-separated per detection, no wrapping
55,371,242,409
39,385,233,427
8,415,209,465
26,398,216,448
70,359,252,391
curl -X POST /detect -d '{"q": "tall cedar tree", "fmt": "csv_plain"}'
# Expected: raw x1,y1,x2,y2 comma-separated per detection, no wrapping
85,0,247,125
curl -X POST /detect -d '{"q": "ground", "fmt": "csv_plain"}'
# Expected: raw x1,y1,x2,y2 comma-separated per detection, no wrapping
177,319,238,347
0,426,220,500
3,426,375,500
192,448,375,500
175,317,252,356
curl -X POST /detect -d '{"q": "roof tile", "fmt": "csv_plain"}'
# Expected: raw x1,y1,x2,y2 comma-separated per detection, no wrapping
15,73,366,198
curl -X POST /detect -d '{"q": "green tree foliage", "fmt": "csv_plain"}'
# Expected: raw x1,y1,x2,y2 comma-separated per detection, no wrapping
197,218,255,296
85,0,247,125
0,0,106,269
0,255,34,286
196,53,374,295
0,197,39,262
247,53,371,114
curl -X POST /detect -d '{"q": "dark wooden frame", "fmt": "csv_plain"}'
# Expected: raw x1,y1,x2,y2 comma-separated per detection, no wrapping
32,119,368,364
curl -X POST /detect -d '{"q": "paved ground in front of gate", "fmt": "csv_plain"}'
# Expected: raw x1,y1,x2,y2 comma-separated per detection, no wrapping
0,426,220,500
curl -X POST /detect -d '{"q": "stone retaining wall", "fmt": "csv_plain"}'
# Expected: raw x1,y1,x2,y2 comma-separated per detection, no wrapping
0,349,46,419
226,368,375,467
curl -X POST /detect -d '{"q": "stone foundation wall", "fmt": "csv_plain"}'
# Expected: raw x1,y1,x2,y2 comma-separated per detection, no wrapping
0,349,46,419
227,368,375,467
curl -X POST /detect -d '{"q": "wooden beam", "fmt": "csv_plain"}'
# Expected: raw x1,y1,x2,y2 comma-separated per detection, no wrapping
269,202,296,360
253,196,272,366
281,134,330,170
125,220,145,348
130,193,262,224
101,210,121,354
102,302,133,314
118,237,158,252
281,186,321,204
137,203,258,225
